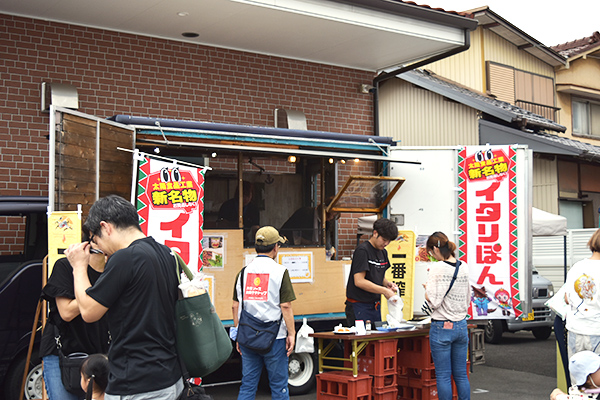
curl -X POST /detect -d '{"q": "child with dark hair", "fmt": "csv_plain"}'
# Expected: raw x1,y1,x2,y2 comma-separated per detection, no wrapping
80,354,109,400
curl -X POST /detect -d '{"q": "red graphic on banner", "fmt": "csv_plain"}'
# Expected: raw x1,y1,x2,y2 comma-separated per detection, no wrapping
244,273,269,301
465,148,509,182
145,166,202,213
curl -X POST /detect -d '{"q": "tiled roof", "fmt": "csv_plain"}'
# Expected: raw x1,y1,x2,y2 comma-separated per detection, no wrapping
398,69,566,133
552,31,600,58
397,1,473,18
529,131,600,160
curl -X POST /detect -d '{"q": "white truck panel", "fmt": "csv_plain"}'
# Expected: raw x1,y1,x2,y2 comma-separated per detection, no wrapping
388,145,534,316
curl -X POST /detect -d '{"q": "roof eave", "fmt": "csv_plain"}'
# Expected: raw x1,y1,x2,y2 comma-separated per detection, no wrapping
472,8,567,67
333,0,478,31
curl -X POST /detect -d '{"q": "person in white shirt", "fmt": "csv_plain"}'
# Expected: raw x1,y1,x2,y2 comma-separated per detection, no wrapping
564,229,600,361
424,231,471,400
232,226,296,400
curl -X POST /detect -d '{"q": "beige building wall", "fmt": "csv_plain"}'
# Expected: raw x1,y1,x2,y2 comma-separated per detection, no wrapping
422,27,485,92
424,27,555,93
556,91,574,137
378,79,479,146
482,29,555,78
556,58,600,90
532,156,559,214
556,57,600,142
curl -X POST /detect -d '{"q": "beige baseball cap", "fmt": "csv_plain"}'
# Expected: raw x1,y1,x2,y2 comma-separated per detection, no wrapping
255,226,287,246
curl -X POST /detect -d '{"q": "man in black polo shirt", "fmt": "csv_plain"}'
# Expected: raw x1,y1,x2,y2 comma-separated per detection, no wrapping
66,195,183,399
345,218,399,326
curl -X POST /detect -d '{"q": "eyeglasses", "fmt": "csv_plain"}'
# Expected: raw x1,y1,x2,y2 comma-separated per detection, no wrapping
87,232,103,254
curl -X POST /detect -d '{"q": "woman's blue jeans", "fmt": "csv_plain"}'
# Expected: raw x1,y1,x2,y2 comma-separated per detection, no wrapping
42,355,83,400
429,319,470,400
238,338,289,400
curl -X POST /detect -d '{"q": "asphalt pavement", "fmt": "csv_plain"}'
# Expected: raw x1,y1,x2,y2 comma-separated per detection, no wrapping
205,331,559,400
470,330,558,400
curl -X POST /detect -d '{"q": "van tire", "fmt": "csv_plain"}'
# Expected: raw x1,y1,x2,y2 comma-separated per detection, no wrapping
288,351,317,395
532,326,552,340
4,349,43,400
484,320,503,344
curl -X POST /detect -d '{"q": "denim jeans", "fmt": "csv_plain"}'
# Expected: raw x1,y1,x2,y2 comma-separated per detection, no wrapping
429,319,470,400
42,355,83,400
345,301,380,326
104,379,183,400
238,338,289,400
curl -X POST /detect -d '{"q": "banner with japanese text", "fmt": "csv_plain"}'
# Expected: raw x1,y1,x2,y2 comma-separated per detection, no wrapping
458,146,522,319
136,156,206,272
383,231,416,321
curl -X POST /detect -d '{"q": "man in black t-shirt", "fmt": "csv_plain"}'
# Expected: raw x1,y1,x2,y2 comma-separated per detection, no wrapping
66,195,183,399
345,218,399,326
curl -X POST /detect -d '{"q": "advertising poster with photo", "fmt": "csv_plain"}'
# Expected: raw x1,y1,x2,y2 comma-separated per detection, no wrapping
200,235,225,269
458,145,522,319
136,155,206,272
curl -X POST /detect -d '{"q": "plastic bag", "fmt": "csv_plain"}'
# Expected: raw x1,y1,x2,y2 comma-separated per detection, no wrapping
294,318,314,353
179,269,208,298
386,294,404,327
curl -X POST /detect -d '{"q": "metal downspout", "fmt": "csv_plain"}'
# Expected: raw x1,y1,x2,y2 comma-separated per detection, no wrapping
372,29,472,136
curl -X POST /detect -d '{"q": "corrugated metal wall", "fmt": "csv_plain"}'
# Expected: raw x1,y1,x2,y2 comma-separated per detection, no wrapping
533,157,559,214
423,27,555,93
378,79,479,146
422,27,484,92
482,29,555,78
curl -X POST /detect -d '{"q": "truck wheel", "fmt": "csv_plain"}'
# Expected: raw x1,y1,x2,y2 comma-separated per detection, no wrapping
288,352,316,395
4,350,43,400
532,326,552,340
484,320,503,344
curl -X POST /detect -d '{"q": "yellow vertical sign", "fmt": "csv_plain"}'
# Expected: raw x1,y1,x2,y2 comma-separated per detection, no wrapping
48,211,82,275
382,231,416,321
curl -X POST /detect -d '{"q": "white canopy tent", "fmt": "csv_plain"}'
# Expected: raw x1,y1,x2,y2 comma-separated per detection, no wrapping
532,207,567,237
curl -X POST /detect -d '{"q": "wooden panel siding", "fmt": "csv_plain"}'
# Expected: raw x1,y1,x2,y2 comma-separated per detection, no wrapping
55,113,134,216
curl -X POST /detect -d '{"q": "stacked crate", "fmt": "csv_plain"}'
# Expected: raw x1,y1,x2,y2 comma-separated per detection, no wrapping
396,335,437,400
396,335,470,400
340,339,398,400
316,372,372,400
366,339,398,400
317,333,473,400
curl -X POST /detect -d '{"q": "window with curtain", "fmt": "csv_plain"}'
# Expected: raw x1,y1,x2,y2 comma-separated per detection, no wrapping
572,98,600,137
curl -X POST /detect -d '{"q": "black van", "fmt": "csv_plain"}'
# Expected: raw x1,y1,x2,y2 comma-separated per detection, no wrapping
0,197,48,400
